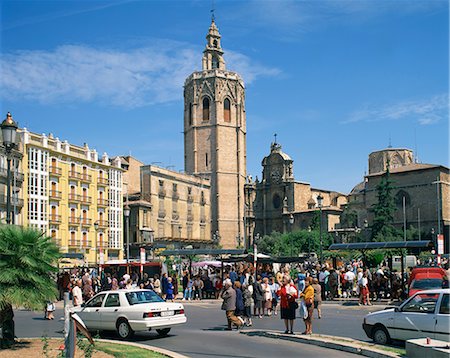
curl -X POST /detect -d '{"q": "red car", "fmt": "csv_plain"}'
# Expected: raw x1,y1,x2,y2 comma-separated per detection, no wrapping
408,268,446,297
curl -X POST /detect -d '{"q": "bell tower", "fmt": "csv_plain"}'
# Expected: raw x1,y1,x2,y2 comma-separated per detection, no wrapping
184,19,247,248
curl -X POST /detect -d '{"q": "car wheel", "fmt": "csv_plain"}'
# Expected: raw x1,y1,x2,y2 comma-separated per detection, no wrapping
116,319,134,340
372,325,391,345
156,328,171,336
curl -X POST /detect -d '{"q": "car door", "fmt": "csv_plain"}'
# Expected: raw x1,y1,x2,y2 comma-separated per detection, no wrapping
101,293,122,330
77,293,106,330
434,293,449,341
394,292,439,341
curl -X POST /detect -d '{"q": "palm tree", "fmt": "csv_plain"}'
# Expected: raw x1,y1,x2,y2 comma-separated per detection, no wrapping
0,225,60,347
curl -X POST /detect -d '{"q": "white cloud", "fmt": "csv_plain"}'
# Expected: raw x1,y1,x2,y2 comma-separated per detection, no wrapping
230,0,446,35
0,42,280,108
342,94,449,125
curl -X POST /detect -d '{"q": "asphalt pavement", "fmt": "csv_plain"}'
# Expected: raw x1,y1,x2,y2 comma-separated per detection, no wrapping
13,300,384,358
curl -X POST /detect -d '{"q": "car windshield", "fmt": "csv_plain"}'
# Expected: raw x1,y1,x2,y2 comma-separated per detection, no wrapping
411,279,442,289
125,290,165,305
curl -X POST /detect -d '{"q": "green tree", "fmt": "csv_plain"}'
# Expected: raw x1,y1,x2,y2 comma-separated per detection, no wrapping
0,226,60,347
340,205,358,228
257,229,334,257
371,164,398,240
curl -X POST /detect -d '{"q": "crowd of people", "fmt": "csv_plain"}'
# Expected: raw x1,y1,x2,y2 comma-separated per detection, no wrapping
52,256,448,334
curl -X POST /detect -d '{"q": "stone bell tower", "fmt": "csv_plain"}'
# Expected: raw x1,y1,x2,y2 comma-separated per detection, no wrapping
184,19,247,248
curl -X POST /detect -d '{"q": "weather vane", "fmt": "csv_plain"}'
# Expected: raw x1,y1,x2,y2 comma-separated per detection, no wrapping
274,133,277,144
211,0,215,21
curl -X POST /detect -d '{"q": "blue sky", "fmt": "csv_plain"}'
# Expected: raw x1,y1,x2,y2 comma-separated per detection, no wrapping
1,0,448,193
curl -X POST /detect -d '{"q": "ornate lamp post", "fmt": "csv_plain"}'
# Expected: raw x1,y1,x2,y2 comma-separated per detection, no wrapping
1,112,19,225
124,204,131,271
289,213,294,256
317,193,324,263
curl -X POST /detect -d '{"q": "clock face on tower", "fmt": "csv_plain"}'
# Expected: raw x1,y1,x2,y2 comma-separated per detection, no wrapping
271,169,282,183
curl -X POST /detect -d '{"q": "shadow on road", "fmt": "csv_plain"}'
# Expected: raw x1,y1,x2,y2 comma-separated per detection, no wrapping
202,325,232,331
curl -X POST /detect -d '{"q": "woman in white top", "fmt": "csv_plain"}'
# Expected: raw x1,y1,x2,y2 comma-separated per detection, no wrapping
262,277,272,316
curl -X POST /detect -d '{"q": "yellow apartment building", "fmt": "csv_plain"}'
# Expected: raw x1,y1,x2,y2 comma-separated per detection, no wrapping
20,129,124,264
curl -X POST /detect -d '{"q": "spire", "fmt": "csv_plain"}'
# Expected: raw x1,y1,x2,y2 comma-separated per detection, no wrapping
202,19,225,71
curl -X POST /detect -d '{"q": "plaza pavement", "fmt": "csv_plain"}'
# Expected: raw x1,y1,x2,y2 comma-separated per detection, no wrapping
13,299,384,358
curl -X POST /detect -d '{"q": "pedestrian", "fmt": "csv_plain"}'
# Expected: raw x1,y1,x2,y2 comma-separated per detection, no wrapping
162,273,169,298
269,276,280,316
276,274,298,334
172,273,179,299
234,281,245,319
242,283,253,326
344,266,355,298
182,271,189,294
166,277,174,302
82,278,94,301
193,275,204,300
253,275,264,318
311,278,322,319
45,301,56,320
72,279,83,307
262,277,272,316
111,275,119,290
328,268,339,300
154,274,162,296
221,279,244,330
183,274,193,300
300,277,314,334
318,267,329,301
358,271,372,305
297,269,306,294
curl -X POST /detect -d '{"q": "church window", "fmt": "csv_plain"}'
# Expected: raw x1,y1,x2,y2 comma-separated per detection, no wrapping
202,97,210,121
212,56,219,69
272,194,281,209
188,103,193,125
395,190,411,207
224,98,231,122
213,39,218,48
205,153,208,168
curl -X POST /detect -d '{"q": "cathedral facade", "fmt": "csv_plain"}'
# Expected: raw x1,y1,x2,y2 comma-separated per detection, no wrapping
244,141,347,247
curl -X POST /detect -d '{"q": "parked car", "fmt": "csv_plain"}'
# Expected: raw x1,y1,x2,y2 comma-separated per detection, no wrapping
408,273,445,297
362,289,449,345
72,289,187,339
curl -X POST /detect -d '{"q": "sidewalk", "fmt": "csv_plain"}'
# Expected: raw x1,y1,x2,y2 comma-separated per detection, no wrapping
240,330,403,358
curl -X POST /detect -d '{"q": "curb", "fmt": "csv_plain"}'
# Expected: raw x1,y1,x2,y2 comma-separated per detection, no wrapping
19,337,189,358
95,338,190,358
240,330,401,358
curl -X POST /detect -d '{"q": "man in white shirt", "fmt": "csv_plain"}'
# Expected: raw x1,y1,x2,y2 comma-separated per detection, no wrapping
123,273,131,282
344,268,355,297
72,280,83,307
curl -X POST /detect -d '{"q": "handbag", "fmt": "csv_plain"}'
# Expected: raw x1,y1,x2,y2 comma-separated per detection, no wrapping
299,301,308,319
290,300,299,310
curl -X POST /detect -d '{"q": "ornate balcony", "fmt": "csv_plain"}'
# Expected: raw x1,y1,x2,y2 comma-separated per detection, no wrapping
80,173,92,182
97,177,108,186
69,171,82,180
0,194,23,208
49,215,62,224
81,218,92,227
68,216,81,225
81,195,92,205
97,220,108,228
49,190,62,200
97,198,108,207
68,239,91,248
49,166,62,176
68,193,81,202
0,167,24,182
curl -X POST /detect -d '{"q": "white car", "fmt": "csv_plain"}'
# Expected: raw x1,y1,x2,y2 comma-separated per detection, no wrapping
363,288,449,344
72,289,187,339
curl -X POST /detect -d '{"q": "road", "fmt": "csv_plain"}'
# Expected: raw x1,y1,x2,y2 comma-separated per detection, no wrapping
14,300,383,358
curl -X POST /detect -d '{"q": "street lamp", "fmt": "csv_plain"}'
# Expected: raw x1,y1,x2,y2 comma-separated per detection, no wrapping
317,194,324,263
1,112,18,225
124,204,130,271
289,214,294,256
